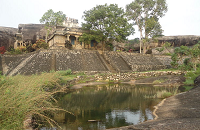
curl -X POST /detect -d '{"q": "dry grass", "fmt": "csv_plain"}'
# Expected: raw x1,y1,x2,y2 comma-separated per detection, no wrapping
0,72,69,130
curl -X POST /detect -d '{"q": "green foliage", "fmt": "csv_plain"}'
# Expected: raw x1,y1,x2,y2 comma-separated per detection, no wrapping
156,47,164,52
184,68,200,85
32,39,49,50
156,42,172,54
80,4,134,50
8,47,27,54
40,9,66,27
171,43,200,71
40,9,66,41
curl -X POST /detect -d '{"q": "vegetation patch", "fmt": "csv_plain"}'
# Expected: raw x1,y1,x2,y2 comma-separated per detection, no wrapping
0,72,70,129
184,68,200,85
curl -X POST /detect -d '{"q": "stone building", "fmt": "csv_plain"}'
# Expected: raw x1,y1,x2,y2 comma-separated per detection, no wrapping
48,26,83,49
14,17,100,50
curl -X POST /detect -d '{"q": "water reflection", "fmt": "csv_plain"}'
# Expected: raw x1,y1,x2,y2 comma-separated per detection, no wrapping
42,84,183,130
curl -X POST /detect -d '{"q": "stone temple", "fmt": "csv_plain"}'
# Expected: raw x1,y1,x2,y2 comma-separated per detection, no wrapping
14,17,99,50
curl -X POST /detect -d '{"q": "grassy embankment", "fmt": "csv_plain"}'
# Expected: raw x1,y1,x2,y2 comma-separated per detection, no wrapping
0,70,89,130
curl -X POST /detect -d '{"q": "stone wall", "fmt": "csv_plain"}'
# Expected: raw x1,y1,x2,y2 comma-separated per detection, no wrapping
103,51,166,72
103,52,132,72
1,50,109,76
55,50,108,72
0,50,172,76
154,55,172,68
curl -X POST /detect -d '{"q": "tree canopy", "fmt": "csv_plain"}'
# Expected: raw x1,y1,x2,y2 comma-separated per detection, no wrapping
40,9,66,42
80,4,135,50
126,0,168,53
40,9,66,27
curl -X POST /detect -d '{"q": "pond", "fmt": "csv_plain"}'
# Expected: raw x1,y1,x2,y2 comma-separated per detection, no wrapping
41,84,189,130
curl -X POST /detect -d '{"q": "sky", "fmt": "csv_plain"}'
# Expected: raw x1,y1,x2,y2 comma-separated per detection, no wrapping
0,0,200,39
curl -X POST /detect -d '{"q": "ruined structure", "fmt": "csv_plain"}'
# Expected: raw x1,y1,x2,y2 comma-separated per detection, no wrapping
14,24,46,49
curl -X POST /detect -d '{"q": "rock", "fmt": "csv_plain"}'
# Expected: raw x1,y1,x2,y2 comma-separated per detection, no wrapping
0,26,17,50
194,75,200,86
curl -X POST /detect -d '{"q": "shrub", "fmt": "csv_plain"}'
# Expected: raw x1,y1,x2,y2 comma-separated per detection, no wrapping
32,39,48,50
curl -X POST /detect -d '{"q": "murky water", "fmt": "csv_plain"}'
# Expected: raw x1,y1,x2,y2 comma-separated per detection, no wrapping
41,84,188,130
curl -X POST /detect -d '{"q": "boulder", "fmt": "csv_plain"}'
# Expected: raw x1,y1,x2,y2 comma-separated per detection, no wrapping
194,75,200,86
0,26,17,50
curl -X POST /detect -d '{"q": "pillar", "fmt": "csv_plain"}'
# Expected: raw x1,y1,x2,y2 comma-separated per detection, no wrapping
75,35,79,45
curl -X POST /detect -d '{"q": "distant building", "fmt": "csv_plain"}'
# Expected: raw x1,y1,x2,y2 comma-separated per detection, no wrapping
14,17,99,50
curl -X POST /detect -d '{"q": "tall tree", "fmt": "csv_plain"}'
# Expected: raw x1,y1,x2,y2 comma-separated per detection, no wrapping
40,9,66,42
80,4,135,51
126,0,168,53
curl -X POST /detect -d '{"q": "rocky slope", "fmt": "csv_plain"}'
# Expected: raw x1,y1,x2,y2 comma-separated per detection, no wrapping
0,26,17,50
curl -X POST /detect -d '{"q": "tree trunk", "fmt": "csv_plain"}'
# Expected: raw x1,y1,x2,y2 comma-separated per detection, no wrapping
139,29,143,54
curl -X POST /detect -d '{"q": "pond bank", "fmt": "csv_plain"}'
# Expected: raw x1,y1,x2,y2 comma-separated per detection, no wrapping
108,85,200,130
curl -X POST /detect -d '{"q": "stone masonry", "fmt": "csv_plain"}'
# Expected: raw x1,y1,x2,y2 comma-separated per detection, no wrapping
0,50,171,76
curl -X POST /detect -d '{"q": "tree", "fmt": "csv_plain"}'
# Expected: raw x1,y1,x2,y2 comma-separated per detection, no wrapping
126,0,168,53
80,4,135,51
40,9,66,42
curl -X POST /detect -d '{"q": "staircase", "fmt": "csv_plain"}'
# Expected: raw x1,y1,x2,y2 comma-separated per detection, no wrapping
96,52,117,73
7,53,37,76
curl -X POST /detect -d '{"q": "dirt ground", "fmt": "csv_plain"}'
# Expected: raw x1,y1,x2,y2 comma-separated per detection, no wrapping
108,85,200,130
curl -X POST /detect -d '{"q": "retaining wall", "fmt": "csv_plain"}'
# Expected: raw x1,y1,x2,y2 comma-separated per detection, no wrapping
0,50,172,76
103,51,167,72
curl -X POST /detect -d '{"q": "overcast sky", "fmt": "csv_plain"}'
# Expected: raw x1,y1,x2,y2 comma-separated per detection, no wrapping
0,0,200,39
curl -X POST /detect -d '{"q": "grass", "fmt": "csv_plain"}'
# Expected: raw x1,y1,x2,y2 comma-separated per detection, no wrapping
184,68,200,85
0,69,93,129
156,90,173,98
0,72,71,130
